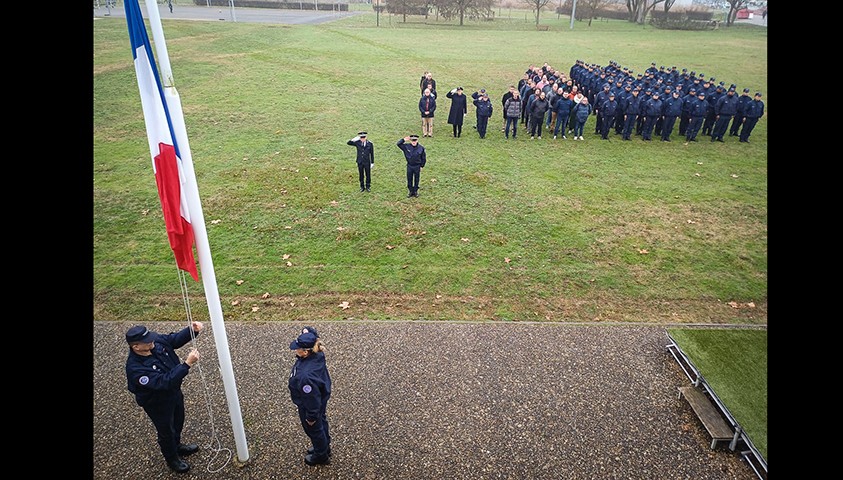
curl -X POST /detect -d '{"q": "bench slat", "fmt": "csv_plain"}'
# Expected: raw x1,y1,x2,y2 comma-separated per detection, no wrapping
679,386,733,446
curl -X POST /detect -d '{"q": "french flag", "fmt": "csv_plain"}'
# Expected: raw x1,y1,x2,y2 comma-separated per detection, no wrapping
125,0,198,281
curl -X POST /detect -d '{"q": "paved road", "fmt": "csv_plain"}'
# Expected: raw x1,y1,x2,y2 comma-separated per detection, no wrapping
93,320,759,479
94,3,363,25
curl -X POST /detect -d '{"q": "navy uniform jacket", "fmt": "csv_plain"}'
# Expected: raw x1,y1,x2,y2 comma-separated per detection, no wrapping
347,139,374,165
126,327,197,407
715,94,739,116
745,98,765,118
397,139,426,167
601,98,619,118
288,351,332,422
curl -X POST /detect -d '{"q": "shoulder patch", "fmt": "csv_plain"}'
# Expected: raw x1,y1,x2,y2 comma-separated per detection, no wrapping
139,376,150,385
302,384,312,394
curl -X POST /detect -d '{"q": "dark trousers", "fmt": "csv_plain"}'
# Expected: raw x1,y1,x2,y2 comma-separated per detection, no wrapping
594,113,603,133
711,115,732,140
505,116,518,138
600,119,613,139
740,117,759,141
622,114,637,139
452,123,463,137
702,111,715,135
357,162,371,188
614,112,624,134
407,165,421,194
143,391,185,462
641,115,658,140
679,112,691,135
530,115,544,137
477,116,489,138
729,115,745,136
686,116,705,141
661,115,678,140
554,114,569,136
297,399,331,460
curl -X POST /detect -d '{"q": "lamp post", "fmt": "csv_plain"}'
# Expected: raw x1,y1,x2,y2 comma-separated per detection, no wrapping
570,0,577,29
377,0,380,26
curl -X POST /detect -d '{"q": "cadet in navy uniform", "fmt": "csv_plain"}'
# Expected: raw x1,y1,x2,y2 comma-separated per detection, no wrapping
739,92,764,143
347,131,374,192
288,326,332,466
125,323,203,473
397,135,427,198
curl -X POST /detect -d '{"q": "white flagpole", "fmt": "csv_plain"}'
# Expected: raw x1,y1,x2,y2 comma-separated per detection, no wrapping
142,0,250,463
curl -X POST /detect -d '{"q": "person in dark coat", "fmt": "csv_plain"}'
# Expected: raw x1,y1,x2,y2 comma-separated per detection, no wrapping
288,326,333,466
660,90,684,141
730,88,753,137
501,85,515,133
711,87,739,142
473,91,494,139
529,90,549,139
419,88,436,137
641,91,663,141
446,87,468,138
685,92,708,142
593,83,612,134
621,88,642,141
679,87,697,136
599,92,619,139
553,90,574,139
504,90,522,139
739,92,764,143
125,323,203,473
397,135,427,197
346,131,374,192
572,96,592,140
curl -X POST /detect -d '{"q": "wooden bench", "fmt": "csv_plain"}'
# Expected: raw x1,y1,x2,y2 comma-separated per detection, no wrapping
678,385,734,449
537,25,549,31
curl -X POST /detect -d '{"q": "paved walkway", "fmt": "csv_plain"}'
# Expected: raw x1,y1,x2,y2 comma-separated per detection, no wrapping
94,4,363,25
93,321,757,479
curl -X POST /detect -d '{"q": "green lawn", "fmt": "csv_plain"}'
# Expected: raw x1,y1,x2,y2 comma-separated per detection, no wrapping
94,11,767,324
669,328,767,461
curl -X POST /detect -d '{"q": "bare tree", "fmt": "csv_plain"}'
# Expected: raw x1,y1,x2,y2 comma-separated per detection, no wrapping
625,0,665,24
724,0,750,26
438,0,495,25
577,0,613,26
523,0,552,26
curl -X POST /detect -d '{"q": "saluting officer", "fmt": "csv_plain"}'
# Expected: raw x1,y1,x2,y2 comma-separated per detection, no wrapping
288,326,333,466
397,135,427,198
125,322,203,474
346,131,374,192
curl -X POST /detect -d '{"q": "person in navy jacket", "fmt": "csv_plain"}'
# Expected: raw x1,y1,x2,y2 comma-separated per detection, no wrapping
599,92,619,139
288,326,333,466
347,131,374,192
739,92,765,143
685,92,709,142
711,87,739,142
397,135,427,197
660,90,684,141
125,322,203,473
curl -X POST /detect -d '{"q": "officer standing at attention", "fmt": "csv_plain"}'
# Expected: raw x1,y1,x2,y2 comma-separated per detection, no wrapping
397,134,427,198
346,131,374,192
125,322,203,474
288,326,332,466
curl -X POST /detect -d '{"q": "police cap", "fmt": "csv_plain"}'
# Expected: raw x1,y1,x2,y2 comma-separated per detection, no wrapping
358,131,367,137
409,134,420,140
126,325,154,344
289,331,318,350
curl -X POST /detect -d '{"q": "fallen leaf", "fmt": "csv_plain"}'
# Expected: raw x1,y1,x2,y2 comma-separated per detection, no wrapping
251,306,259,312
286,261,292,267
283,254,291,260
330,200,338,206
275,151,280,155
304,176,309,180
231,300,240,306
727,301,739,308
285,226,292,229
747,302,755,308
694,173,701,177
461,238,469,242
339,301,350,310
337,226,345,231
431,178,437,183
687,220,696,224
236,280,244,285
504,257,511,263
290,302,295,307
141,209,149,216
261,292,271,299
386,245,395,250
310,157,317,160
730,174,738,178
638,249,649,254
211,219,222,224
436,294,442,299
697,161,703,165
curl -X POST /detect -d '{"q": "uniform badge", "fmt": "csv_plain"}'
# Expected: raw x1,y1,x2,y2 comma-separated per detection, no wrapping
302,384,312,393
139,376,150,385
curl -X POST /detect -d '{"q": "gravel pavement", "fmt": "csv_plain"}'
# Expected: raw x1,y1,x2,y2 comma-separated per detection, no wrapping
93,321,757,479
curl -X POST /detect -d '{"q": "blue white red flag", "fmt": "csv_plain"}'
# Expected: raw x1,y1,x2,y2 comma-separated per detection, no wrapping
125,0,198,281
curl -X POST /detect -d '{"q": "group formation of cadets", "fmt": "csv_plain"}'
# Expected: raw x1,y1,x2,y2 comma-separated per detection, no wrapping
504,60,765,143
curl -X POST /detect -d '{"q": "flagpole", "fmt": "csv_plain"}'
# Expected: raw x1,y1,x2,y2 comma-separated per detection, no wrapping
142,0,250,463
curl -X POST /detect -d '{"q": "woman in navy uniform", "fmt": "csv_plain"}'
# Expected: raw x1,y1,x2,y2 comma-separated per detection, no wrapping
288,326,333,466
125,322,203,473
346,131,374,192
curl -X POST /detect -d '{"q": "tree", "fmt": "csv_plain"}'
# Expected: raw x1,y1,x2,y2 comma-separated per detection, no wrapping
577,0,615,26
523,0,553,26
438,0,495,25
625,0,665,24
724,0,750,26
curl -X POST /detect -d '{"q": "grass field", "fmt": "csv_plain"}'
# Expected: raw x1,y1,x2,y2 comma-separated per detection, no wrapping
93,10,767,324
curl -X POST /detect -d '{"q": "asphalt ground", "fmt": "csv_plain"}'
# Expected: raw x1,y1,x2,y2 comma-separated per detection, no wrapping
94,4,364,25
93,321,758,479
